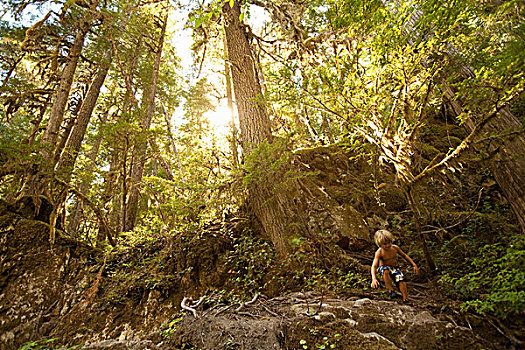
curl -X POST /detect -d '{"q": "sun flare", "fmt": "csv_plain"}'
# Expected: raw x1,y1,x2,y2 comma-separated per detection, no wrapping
203,104,236,133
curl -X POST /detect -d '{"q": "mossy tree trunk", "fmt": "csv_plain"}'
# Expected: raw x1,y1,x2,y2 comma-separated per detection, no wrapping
42,1,99,159
56,50,112,180
223,1,292,255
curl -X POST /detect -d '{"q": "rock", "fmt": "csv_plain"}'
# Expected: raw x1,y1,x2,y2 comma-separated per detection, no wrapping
290,298,482,350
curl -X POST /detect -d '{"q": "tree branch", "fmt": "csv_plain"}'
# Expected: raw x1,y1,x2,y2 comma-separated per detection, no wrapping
55,178,117,246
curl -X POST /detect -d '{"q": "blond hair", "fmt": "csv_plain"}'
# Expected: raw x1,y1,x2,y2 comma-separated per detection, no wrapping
374,229,394,247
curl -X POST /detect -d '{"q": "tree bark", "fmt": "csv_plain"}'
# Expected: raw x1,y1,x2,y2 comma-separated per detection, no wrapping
42,3,99,155
222,1,271,150
124,8,168,231
56,50,112,180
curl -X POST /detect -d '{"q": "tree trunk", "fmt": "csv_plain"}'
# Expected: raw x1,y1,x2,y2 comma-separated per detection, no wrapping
67,112,109,236
443,87,525,232
223,2,297,256
42,3,99,155
56,50,112,180
124,8,168,232
223,28,240,167
161,101,185,177
222,1,271,150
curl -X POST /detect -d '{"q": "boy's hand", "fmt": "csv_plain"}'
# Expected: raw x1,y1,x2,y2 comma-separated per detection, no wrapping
413,265,420,275
371,278,379,288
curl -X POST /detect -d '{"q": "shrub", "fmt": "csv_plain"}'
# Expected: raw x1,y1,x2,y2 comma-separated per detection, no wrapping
441,234,525,318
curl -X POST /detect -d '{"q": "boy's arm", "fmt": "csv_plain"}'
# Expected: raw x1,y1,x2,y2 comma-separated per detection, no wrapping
371,250,381,288
396,246,420,275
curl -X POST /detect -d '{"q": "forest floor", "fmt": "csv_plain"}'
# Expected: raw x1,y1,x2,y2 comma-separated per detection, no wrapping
1,202,521,350
2,139,524,349
75,287,513,350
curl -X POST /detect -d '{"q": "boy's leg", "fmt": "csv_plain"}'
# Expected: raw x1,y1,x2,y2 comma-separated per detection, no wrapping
399,281,408,301
382,270,395,292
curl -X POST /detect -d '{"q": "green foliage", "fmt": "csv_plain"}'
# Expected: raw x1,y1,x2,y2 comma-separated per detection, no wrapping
225,234,275,296
264,0,523,187
439,234,525,318
242,138,291,187
304,266,366,294
223,231,367,301
242,137,318,196
189,0,248,29
298,331,342,350
161,315,184,338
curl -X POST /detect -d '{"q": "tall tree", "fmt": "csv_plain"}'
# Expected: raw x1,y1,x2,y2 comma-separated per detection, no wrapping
222,1,294,253
42,0,101,157
124,5,169,231
222,1,272,150
56,49,112,179
219,1,373,256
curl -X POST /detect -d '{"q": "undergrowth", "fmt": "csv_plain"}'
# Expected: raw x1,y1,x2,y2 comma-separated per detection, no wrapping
439,233,525,319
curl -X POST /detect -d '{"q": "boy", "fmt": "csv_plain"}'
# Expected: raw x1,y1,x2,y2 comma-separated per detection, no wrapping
370,229,419,303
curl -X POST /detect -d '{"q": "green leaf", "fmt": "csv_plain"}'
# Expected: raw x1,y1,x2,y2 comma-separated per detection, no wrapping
239,12,244,22
194,17,202,28
230,0,234,8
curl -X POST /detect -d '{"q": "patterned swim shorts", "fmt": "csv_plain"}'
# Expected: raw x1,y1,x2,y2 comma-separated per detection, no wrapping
377,266,405,285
